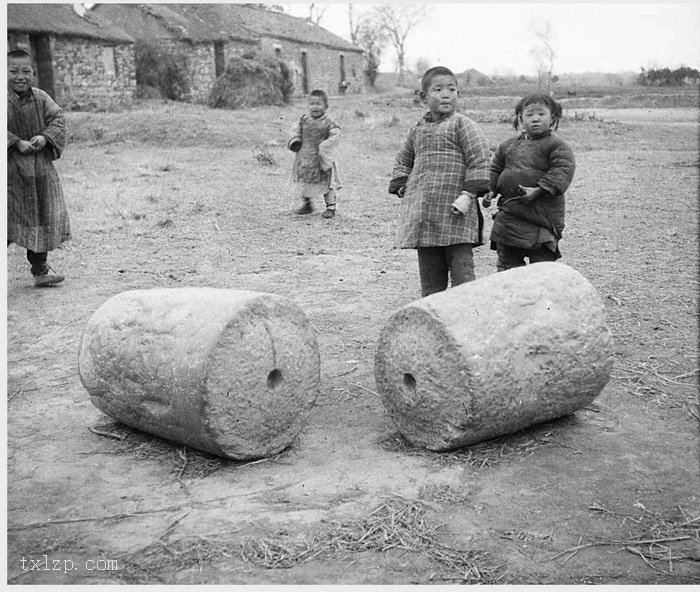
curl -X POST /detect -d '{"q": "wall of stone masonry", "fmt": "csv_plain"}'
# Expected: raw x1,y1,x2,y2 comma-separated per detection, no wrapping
8,33,135,111
153,38,260,104
53,37,135,110
258,37,365,97
150,39,212,103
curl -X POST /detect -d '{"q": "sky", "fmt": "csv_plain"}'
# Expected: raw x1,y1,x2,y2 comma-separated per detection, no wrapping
284,2,700,76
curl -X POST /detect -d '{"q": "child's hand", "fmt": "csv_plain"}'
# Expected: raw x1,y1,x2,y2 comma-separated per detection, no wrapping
514,185,538,204
29,135,46,151
15,139,35,155
481,191,496,208
388,175,408,197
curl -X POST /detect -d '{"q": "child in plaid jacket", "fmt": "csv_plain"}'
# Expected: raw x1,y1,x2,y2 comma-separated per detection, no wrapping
389,66,491,297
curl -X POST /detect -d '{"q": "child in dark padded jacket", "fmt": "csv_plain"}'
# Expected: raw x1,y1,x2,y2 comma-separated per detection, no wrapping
483,93,576,271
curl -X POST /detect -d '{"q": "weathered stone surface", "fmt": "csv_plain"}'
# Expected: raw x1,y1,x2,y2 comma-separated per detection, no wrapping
374,262,614,451
79,288,320,460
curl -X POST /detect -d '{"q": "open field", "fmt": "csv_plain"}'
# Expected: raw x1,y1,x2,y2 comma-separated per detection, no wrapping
6,89,700,584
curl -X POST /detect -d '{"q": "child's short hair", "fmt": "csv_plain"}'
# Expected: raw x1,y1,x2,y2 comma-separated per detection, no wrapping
8,48,33,61
421,66,456,93
514,93,563,131
309,89,328,107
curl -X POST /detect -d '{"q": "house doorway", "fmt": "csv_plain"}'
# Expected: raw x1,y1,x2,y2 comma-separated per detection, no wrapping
29,34,55,98
339,54,347,95
301,51,309,95
214,42,225,78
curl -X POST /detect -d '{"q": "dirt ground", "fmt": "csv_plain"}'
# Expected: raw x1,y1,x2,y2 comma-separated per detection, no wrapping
5,95,699,585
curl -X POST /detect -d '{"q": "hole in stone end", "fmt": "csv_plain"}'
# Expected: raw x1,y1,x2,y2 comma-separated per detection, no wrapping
267,369,283,389
403,373,416,390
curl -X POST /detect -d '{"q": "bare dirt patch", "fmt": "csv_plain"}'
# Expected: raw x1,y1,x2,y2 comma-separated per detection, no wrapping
6,96,699,585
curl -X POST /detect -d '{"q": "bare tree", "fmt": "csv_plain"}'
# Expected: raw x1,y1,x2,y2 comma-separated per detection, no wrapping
348,3,360,44
348,4,388,89
307,3,328,25
373,3,428,85
529,21,555,92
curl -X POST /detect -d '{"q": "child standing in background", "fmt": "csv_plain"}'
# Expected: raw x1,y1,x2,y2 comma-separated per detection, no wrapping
388,66,491,297
483,93,576,271
288,89,342,219
7,48,70,287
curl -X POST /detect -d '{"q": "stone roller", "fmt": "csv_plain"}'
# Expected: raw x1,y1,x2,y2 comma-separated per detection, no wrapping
78,287,320,460
374,262,614,451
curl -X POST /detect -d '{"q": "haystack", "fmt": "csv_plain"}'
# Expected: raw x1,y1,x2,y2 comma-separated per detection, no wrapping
78,288,320,460
208,54,293,110
374,262,614,451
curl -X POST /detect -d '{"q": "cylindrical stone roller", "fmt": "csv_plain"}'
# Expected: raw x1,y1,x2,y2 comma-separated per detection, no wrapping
79,288,320,460
374,262,614,451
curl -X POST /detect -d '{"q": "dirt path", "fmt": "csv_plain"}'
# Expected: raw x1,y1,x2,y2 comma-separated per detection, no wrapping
6,99,699,584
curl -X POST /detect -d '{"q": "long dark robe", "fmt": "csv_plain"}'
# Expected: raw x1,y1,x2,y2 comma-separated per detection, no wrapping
7,87,71,252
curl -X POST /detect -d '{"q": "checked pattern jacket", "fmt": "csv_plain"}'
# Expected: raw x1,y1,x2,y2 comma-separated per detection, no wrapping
391,111,491,248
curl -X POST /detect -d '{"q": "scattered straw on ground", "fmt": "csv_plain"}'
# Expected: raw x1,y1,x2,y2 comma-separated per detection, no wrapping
611,356,699,415
419,483,473,505
239,495,501,583
118,533,240,584
85,416,250,480
119,496,500,583
550,502,700,578
240,537,323,569
379,417,575,469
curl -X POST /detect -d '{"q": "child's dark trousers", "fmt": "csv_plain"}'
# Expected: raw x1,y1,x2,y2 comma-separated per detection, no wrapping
7,240,49,276
496,244,558,271
417,243,475,297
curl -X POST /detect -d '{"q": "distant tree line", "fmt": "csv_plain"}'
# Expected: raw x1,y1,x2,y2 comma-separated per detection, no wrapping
637,66,699,87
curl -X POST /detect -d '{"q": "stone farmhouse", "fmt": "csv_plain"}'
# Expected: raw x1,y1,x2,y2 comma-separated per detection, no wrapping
224,3,365,97
7,3,136,111
90,3,258,103
90,3,365,103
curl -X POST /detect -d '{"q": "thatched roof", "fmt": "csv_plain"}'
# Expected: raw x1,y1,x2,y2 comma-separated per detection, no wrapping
203,4,362,53
7,3,134,44
91,3,257,44
91,4,361,53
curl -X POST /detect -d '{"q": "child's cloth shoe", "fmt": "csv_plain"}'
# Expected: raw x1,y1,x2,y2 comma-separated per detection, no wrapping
296,199,314,215
321,208,336,219
33,272,65,287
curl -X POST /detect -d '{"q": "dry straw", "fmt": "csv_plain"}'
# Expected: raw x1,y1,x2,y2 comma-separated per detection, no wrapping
551,502,700,577
611,356,699,415
240,496,500,583
85,417,230,479
379,416,577,469
114,497,499,583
